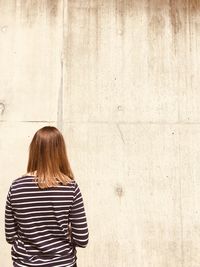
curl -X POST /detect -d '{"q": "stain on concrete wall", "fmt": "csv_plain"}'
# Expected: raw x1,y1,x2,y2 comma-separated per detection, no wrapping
0,102,5,115
169,0,182,35
15,0,60,27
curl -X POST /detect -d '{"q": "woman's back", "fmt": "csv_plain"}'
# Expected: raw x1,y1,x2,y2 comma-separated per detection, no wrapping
5,175,89,267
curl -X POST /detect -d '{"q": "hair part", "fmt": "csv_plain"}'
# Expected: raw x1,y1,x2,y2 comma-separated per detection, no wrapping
27,126,74,188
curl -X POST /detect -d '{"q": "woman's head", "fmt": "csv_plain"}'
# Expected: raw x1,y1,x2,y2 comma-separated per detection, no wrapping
27,126,74,188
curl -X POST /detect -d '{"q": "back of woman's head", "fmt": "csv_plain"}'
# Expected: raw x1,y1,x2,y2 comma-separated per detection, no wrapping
27,126,74,188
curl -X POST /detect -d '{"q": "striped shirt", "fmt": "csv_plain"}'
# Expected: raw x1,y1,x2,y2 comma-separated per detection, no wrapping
5,175,89,267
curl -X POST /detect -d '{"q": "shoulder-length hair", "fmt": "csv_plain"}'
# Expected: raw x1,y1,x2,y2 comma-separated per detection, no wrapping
27,126,74,188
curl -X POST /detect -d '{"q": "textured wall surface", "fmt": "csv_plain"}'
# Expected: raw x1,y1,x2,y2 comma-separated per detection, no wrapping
0,1,200,266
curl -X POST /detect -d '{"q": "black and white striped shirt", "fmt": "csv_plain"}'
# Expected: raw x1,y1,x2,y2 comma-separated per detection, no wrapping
5,175,89,267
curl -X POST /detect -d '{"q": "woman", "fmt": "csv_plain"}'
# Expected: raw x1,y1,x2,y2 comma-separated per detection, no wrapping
5,126,89,267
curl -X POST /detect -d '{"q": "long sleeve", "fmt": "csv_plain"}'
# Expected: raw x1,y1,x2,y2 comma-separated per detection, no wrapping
69,182,89,248
5,186,17,244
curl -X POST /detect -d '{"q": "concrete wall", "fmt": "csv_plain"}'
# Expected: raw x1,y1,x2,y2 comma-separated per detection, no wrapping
0,0,200,266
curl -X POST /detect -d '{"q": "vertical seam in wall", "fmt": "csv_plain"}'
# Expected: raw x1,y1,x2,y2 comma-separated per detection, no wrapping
57,0,65,131
178,126,184,267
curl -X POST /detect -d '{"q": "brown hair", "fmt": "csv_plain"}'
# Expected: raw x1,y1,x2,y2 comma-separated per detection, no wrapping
27,126,74,188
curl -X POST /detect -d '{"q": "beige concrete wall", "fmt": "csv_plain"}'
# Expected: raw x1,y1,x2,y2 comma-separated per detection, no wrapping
0,0,200,266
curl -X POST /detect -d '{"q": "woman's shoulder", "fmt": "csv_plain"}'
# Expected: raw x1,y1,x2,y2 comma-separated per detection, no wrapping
10,174,78,190
11,173,35,185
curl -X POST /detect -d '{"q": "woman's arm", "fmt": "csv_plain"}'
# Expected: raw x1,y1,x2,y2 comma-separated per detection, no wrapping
5,185,17,244
69,182,89,248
